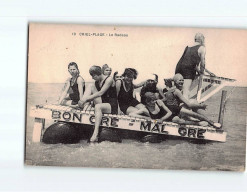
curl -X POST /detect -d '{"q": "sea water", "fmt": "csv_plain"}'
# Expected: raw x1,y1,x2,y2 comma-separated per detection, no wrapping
25,83,246,171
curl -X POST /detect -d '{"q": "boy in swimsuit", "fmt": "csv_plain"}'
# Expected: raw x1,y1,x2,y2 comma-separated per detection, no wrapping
58,62,85,106
78,65,118,142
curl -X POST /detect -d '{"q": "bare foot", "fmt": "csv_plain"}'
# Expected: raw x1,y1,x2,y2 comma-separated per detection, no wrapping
213,123,222,129
198,121,208,127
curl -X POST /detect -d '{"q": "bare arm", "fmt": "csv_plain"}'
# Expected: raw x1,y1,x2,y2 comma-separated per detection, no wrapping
116,79,121,97
198,46,216,76
198,46,206,74
77,76,85,101
58,79,70,104
133,80,147,89
156,100,172,121
129,108,151,120
157,86,166,100
174,89,206,109
84,77,114,102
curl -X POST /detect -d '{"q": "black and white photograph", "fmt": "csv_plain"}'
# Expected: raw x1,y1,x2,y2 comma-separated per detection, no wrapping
24,23,246,171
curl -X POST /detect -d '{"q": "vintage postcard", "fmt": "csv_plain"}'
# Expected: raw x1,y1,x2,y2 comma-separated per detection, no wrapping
25,23,246,171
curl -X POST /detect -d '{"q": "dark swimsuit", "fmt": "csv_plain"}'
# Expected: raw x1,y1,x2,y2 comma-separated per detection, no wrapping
175,45,201,80
69,76,85,105
146,103,167,119
146,102,173,121
118,80,140,114
95,76,118,114
164,89,182,119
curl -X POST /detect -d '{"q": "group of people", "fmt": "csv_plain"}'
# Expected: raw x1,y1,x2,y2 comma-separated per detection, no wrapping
58,33,221,142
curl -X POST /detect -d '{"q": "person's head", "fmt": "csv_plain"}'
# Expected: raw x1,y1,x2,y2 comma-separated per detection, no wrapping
143,92,157,106
89,65,102,81
122,68,138,83
145,74,158,90
173,73,184,90
102,64,112,76
164,78,173,88
195,33,205,46
68,62,79,77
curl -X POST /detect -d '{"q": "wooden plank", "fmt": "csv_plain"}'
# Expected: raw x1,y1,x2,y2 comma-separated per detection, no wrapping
189,75,235,102
29,105,227,142
218,90,227,126
32,118,45,142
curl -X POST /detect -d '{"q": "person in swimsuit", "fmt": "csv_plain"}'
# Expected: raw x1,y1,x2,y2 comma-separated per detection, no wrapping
162,78,174,93
116,68,146,115
128,92,172,123
102,64,112,76
175,33,216,99
163,73,221,128
140,74,165,104
58,62,85,106
78,65,118,142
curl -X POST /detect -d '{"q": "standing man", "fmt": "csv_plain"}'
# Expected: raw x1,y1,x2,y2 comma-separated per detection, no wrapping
175,33,215,100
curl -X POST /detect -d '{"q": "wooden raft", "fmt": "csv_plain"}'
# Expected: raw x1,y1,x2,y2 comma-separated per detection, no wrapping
30,104,227,143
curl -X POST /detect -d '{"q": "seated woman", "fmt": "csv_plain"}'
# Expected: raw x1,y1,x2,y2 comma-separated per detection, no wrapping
140,74,165,103
129,92,173,123
78,65,118,142
58,62,85,107
102,64,112,76
163,73,221,128
130,92,212,127
116,68,146,115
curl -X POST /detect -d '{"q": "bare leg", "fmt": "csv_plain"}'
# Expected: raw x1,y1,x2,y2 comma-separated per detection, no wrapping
187,99,209,121
83,82,102,106
126,106,139,115
180,107,221,128
126,103,145,115
90,103,112,142
61,99,72,106
129,112,150,120
94,97,102,105
183,79,192,100
172,116,208,126
135,103,145,109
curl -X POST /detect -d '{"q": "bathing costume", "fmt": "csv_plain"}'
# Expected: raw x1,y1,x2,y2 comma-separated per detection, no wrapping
118,80,140,114
146,102,168,120
175,45,201,80
95,76,118,114
69,76,85,105
164,88,182,118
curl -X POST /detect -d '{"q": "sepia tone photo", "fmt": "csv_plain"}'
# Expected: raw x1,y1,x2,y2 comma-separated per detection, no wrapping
25,23,246,171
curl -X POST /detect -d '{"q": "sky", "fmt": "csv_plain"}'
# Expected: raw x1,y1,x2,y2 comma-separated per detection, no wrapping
28,23,247,86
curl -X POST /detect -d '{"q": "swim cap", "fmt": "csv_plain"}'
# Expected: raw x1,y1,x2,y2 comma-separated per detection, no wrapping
173,73,183,83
